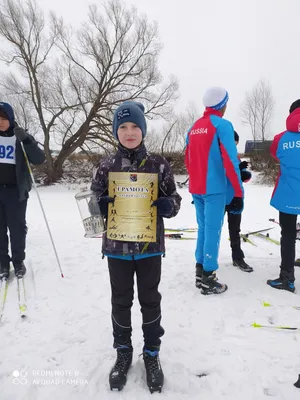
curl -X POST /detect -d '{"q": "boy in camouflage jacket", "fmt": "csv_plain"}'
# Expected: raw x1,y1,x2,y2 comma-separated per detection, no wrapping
91,101,181,392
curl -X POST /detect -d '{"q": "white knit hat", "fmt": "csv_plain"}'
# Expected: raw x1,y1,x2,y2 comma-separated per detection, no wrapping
203,87,229,110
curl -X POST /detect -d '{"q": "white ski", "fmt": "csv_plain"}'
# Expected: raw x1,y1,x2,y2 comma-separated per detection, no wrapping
17,277,27,318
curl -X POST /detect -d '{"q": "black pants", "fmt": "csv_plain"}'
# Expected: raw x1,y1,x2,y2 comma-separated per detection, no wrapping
279,212,297,282
108,255,164,350
227,211,244,260
0,186,27,266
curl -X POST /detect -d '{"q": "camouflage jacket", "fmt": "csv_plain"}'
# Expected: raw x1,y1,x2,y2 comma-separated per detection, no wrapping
91,143,182,258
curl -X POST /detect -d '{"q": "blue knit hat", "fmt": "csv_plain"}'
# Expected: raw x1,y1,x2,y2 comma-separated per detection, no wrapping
203,87,229,110
0,102,15,127
112,101,147,140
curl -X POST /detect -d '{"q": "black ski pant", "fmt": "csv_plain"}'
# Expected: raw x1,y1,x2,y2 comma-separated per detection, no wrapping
226,210,244,260
279,211,297,282
0,186,27,267
108,255,164,350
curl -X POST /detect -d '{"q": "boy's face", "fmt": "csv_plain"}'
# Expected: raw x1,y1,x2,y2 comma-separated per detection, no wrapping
118,122,143,149
0,116,9,132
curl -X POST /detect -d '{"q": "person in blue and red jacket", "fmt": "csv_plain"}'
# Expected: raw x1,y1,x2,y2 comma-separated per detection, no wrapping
267,99,300,293
225,131,252,273
185,87,244,295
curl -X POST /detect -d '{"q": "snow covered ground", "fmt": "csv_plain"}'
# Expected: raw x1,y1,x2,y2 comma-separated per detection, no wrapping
0,175,300,400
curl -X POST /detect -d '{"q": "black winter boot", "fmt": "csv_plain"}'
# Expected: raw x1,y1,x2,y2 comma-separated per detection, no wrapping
201,270,228,295
0,263,10,279
143,348,164,393
109,345,133,391
13,262,26,278
233,259,253,273
196,263,218,289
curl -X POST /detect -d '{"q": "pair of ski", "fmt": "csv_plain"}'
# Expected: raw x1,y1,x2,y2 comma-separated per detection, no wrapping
165,228,197,240
240,228,279,246
253,301,300,331
166,227,279,244
0,271,27,321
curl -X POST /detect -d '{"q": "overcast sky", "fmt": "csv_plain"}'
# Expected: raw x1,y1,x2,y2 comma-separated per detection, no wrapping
31,0,300,150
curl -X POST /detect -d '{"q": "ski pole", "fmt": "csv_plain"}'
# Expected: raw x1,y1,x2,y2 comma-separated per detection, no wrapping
252,322,298,330
263,301,300,310
269,218,280,225
20,142,64,278
270,218,297,228
269,218,300,239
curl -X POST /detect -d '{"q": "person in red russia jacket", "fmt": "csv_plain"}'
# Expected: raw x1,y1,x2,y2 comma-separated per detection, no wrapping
185,87,244,295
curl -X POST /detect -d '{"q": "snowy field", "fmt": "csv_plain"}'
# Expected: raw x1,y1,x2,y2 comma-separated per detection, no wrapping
0,175,300,400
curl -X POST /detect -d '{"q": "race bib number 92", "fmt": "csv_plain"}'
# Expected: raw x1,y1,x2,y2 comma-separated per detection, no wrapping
0,145,14,160
0,136,16,165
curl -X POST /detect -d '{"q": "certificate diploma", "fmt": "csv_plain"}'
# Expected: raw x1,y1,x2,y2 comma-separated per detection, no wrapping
107,172,158,242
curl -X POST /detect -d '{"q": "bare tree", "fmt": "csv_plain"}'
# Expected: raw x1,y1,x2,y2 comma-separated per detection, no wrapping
241,79,275,142
173,102,198,152
145,102,197,155
0,0,178,182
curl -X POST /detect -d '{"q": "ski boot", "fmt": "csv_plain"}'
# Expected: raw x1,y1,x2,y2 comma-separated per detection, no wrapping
233,259,253,273
109,345,133,391
201,270,227,295
0,263,10,279
196,263,218,288
267,277,295,293
14,262,26,278
143,348,164,393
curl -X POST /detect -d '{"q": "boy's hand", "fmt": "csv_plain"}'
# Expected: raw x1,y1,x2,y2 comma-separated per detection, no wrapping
13,123,28,142
99,196,115,217
152,197,174,218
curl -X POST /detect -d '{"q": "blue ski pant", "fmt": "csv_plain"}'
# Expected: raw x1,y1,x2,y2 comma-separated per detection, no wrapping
192,193,226,272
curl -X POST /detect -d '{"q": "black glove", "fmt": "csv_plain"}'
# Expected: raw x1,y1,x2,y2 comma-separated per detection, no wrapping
241,170,252,182
227,197,244,214
13,123,28,142
99,196,114,217
239,161,249,170
152,197,174,218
